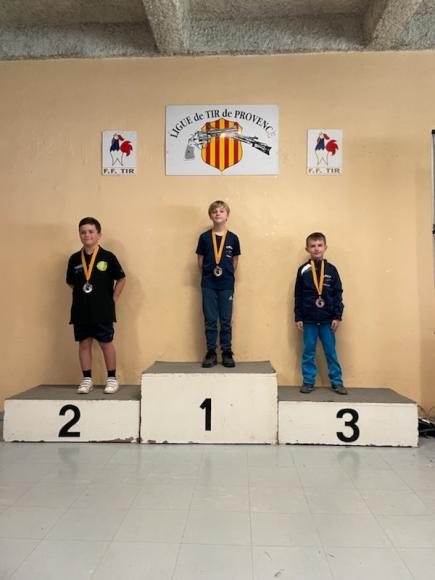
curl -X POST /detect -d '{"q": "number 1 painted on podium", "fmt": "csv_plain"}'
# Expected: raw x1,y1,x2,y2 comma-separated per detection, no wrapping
200,398,212,431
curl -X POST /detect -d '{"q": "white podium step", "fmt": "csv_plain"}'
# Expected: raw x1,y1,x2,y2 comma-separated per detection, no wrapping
141,361,278,444
278,387,418,447
4,385,140,443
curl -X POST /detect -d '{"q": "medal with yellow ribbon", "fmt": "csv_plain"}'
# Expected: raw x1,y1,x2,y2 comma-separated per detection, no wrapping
81,246,99,294
310,259,325,308
212,230,227,277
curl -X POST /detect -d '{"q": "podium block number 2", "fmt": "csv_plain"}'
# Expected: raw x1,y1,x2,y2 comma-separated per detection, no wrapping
336,408,360,443
200,398,212,431
58,404,81,438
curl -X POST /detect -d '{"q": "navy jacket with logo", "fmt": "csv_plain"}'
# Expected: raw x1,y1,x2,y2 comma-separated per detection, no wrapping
294,259,344,323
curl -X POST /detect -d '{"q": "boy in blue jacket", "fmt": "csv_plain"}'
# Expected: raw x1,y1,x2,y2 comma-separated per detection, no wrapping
196,201,241,368
294,232,347,395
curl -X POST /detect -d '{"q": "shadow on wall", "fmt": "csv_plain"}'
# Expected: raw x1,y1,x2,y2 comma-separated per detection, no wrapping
97,237,144,385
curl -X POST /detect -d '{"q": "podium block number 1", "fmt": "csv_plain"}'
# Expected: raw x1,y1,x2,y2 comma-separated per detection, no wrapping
200,398,212,431
58,404,81,438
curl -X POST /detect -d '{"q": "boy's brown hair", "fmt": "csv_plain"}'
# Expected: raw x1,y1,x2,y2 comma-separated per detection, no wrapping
79,217,102,233
208,200,230,216
306,232,326,245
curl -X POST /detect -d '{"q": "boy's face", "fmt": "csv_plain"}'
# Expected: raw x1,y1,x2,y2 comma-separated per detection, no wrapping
209,206,229,226
79,224,101,249
306,238,327,260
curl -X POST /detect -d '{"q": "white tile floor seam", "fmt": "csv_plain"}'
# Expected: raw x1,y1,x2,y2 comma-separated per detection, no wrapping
359,495,419,578
246,449,256,580
170,456,205,580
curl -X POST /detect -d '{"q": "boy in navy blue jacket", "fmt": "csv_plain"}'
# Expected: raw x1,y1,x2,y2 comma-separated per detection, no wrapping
294,232,347,395
196,201,241,368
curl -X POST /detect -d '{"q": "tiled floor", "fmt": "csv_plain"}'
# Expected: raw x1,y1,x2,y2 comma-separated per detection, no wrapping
1,422,435,579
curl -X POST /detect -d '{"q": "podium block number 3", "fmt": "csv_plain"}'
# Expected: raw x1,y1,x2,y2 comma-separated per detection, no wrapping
200,398,212,431
336,408,360,443
58,404,81,437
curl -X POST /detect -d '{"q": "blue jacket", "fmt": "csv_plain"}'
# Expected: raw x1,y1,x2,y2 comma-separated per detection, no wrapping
294,259,344,323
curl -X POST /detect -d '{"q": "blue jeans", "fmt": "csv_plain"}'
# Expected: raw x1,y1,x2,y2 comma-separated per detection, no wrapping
202,287,234,351
302,323,343,385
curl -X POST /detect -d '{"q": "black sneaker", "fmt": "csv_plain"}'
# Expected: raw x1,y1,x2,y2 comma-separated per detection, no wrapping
300,383,315,394
202,350,217,368
331,384,348,395
222,350,236,368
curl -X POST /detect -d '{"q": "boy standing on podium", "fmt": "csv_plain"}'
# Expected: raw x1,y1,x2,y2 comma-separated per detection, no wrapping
294,232,347,395
66,217,126,394
196,201,241,368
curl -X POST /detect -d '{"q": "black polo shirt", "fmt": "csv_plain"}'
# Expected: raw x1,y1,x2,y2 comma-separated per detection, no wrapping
196,229,241,290
66,246,125,324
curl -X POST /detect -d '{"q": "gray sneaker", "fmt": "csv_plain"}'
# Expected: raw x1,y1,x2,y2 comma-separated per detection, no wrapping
300,384,315,394
331,384,348,395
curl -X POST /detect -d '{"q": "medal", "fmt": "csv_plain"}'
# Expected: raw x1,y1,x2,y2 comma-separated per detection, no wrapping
310,259,325,309
81,245,99,294
212,230,227,277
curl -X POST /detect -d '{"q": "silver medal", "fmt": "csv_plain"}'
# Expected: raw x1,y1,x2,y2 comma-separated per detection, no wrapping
83,282,93,294
213,265,223,277
315,297,325,308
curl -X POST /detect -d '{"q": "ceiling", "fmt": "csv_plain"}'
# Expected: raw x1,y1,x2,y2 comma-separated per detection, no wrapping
1,0,435,60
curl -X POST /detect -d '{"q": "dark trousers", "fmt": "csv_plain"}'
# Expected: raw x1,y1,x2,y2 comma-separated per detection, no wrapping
202,287,234,351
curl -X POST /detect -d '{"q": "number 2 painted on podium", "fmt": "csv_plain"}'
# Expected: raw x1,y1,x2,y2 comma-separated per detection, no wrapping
200,398,212,431
58,404,81,437
336,408,360,443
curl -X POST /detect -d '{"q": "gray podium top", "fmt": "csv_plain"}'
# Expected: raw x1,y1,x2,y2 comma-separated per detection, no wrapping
144,361,276,374
7,385,140,402
279,387,416,405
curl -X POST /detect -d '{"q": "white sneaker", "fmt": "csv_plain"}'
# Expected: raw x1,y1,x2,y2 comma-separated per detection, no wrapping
104,377,119,394
77,377,93,394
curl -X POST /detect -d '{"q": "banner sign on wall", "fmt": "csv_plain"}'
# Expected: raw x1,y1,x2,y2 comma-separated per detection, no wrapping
166,105,279,175
307,129,343,176
102,131,137,176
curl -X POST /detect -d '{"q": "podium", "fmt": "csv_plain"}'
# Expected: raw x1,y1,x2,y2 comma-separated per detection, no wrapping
278,387,418,447
140,362,278,444
3,372,419,448
3,385,140,443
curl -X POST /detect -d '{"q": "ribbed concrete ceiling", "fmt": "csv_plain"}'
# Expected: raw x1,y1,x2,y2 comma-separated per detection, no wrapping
1,0,434,60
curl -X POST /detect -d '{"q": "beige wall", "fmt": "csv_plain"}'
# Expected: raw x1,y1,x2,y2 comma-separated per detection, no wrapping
0,52,434,411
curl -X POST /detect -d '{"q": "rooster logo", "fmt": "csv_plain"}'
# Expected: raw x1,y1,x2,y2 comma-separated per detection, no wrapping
110,133,133,166
315,132,339,166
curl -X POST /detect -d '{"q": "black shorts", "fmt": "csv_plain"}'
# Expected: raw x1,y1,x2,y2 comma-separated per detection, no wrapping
73,323,114,343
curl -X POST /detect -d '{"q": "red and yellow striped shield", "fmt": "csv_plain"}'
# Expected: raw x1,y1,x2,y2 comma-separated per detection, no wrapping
201,119,243,172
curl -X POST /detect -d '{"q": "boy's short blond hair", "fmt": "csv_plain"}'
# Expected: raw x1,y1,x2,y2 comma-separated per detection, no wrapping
208,200,230,216
306,232,327,245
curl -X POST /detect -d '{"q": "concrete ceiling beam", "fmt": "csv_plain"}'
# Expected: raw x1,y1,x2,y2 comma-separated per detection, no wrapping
141,0,190,54
364,0,425,48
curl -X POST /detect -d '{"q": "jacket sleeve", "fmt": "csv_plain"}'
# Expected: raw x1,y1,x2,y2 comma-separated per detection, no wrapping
332,267,344,320
294,268,303,322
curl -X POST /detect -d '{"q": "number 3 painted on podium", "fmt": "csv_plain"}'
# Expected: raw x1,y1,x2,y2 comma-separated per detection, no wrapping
336,408,360,443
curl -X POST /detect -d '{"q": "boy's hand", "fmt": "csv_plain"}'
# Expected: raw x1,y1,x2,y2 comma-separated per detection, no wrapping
296,321,304,331
331,320,340,332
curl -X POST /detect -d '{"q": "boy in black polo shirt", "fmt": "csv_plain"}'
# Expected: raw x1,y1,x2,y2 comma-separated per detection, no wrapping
66,217,126,394
196,201,241,368
294,232,347,395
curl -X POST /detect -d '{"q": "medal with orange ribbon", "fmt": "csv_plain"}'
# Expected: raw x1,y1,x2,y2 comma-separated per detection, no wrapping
310,259,325,308
212,230,227,277
81,246,99,293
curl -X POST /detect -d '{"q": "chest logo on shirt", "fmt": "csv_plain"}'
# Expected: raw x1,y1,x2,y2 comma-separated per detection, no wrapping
96,261,108,271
